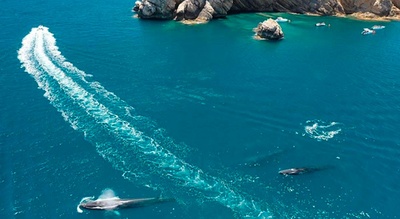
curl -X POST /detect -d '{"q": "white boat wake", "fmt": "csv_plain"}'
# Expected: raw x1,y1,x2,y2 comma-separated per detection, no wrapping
17,26,270,218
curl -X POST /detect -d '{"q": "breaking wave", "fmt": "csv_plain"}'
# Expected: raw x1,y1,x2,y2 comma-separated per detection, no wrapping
17,26,270,218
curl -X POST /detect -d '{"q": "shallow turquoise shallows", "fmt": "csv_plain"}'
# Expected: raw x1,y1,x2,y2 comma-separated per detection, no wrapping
1,0,400,218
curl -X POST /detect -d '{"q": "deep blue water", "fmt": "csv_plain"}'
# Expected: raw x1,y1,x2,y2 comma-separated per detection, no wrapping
1,0,400,218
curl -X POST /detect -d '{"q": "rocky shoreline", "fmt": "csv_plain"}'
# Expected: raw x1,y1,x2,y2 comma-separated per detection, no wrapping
132,0,400,23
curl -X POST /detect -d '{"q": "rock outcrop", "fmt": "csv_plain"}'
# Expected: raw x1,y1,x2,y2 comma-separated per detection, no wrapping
132,0,400,21
174,0,212,22
253,19,284,40
339,0,393,16
230,0,345,15
393,0,400,8
133,0,233,22
133,0,178,19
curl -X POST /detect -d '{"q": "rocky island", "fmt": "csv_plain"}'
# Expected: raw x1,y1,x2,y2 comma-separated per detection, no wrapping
253,18,284,40
133,0,400,23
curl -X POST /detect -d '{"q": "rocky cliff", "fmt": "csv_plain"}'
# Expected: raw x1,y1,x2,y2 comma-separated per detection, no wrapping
132,0,400,22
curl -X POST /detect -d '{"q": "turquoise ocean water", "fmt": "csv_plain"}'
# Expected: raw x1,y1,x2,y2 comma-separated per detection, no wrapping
1,0,400,218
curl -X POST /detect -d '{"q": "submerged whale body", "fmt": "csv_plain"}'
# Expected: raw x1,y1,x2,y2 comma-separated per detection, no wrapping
278,166,332,175
79,196,175,210
278,168,308,175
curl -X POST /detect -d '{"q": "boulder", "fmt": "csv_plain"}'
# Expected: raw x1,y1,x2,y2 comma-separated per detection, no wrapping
175,0,231,22
133,0,177,19
175,0,206,20
197,1,215,22
253,19,284,40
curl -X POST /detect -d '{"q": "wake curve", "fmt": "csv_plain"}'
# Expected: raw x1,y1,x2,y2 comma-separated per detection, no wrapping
17,26,270,218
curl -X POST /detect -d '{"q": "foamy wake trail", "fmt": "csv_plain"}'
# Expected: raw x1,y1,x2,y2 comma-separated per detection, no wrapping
17,26,270,218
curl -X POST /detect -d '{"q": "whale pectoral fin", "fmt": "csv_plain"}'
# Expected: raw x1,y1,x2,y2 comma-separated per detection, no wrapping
77,205,83,213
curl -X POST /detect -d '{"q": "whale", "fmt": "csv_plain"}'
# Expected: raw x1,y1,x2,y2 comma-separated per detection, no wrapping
78,196,175,211
278,168,308,175
278,166,333,176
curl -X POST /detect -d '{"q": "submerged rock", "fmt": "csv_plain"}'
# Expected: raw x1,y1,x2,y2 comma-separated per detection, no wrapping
253,19,284,40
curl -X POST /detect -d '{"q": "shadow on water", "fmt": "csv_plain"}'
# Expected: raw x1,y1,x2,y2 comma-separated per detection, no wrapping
238,148,288,168
235,146,335,178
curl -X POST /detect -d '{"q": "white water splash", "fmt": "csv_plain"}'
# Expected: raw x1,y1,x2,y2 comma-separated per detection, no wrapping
304,120,342,141
77,196,95,213
77,189,122,213
98,188,117,199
